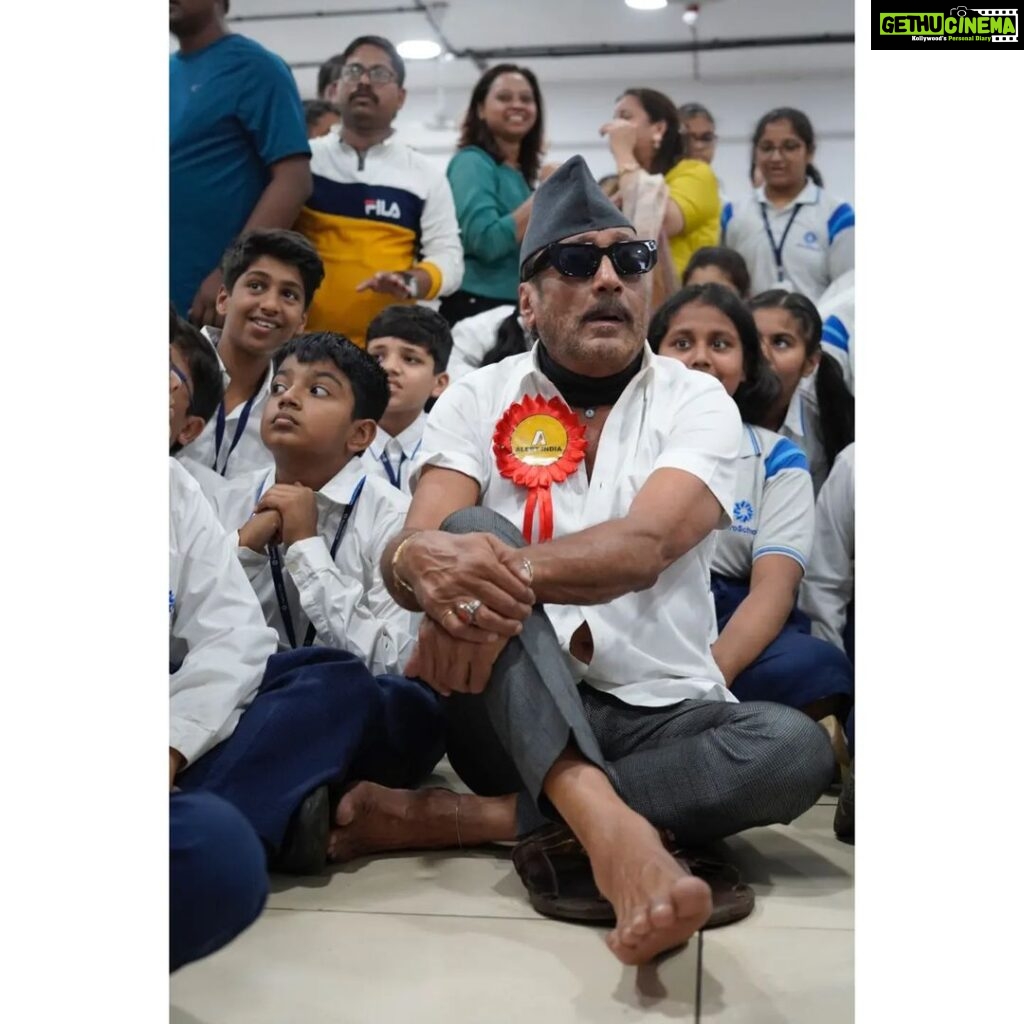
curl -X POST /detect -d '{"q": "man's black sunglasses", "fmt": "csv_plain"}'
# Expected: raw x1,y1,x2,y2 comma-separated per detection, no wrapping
521,240,659,282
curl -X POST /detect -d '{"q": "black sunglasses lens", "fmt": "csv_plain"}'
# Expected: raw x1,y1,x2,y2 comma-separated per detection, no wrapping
610,242,653,275
552,245,601,277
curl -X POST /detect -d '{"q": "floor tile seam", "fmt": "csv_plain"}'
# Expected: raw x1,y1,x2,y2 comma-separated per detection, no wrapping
261,905,560,924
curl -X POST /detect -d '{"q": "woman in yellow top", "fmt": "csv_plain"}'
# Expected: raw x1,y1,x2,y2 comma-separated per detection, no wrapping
601,88,720,280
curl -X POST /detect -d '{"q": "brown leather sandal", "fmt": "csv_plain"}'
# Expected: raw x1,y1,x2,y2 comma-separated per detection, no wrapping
511,824,754,929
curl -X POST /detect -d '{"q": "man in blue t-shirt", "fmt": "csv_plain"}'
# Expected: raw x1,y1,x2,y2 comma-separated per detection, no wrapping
170,0,312,327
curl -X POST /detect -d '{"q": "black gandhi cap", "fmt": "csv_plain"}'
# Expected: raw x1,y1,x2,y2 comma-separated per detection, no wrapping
519,155,634,275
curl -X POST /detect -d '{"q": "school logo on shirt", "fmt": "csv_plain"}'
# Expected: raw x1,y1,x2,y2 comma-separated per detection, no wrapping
364,197,402,219
873,6,1020,48
733,500,755,523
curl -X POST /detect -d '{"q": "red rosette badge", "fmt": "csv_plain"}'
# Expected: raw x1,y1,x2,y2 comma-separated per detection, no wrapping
492,394,587,543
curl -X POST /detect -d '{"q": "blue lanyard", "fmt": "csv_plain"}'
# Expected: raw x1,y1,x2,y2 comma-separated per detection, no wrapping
212,391,258,476
759,202,804,284
267,476,367,649
378,438,422,489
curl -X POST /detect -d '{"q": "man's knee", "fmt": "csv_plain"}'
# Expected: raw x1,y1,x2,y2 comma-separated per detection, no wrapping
440,506,526,548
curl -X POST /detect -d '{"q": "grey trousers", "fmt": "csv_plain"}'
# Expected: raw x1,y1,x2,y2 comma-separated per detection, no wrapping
441,507,835,843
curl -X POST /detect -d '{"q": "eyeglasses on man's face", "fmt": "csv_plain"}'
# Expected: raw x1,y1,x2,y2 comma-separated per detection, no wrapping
340,63,398,85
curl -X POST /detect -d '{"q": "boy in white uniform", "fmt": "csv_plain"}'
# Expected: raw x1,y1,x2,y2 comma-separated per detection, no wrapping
187,332,420,676
172,335,443,874
327,158,835,967
362,305,451,496
177,229,324,479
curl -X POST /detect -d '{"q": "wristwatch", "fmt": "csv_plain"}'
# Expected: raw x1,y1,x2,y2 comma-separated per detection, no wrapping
399,272,419,299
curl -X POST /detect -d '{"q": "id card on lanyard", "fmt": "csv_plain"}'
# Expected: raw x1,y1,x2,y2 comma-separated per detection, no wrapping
759,202,803,290
267,476,368,649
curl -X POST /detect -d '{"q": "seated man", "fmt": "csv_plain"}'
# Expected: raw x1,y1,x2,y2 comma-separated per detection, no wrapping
334,158,834,965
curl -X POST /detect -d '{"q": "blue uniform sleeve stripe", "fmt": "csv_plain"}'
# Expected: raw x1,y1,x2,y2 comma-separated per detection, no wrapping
764,437,810,479
753,545,807,569
827,203,855,244
720,202,733,236
821,315,850,353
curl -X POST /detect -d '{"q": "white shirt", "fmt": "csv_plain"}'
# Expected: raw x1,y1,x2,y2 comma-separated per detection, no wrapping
169,459,277,766
799,443,854,651
176,327,275,480
362,412,427,496
712,425,815,580
816,269,855,394
721,181,855,301
190,458,418,676
447,303,518,382
413,345,743,708
780,373,830,495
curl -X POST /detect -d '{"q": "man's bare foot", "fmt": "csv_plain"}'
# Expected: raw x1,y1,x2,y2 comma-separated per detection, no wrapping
587,815,712,966
327,781,515,862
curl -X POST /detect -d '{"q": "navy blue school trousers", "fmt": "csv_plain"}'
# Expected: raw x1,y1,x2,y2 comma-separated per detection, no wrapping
712,575,854,711
176,647,444,852
170,790,267,972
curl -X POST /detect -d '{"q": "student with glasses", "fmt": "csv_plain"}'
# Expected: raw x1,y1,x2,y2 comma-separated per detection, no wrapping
319,158,833,968
721,107,854,301
295,35,464,347
677,102,729,207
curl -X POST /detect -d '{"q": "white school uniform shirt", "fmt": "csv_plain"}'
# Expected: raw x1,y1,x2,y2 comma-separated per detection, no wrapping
362,412,428,496
799,443,854,651
721,181,855,301
169,458,277,767
712,425,814,581
447,303,518,382
175,327,275,480
412,345,743,708
780,373,829,496
191,458,418,676
816,269,855,394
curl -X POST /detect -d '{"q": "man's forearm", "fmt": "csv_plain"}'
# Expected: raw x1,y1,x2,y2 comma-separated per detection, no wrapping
526,518,690,605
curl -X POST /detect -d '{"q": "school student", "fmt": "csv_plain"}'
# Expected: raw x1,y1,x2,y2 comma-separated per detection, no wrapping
749,288,854,494
170,446,442,877
816,268,855,394
446,303,523,382
363,305,452,494
191,332,420,677
177,228,325,479
681,246,752,298
649,283,853,720
170,304,223,455
721,107,854,302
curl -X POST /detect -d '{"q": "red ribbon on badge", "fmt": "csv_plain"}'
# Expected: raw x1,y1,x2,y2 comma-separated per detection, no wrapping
492,394,587,543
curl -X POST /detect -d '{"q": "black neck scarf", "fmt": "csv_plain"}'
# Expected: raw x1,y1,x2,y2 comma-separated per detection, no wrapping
536,342,644,410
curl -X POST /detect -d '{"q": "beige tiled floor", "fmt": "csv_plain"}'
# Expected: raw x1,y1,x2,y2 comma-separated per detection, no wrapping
170,765,853,1023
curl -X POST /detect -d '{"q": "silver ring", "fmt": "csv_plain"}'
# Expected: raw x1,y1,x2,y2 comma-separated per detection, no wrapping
457,599,483,625
520,557,534,583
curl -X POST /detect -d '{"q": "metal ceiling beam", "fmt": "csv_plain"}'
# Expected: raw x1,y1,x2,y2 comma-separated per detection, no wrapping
458,33,855,61
227,4,449,23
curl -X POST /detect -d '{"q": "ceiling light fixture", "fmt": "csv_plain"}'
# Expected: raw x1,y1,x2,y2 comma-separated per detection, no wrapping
397,39,442,60
625,0,668,10
682,4,700,26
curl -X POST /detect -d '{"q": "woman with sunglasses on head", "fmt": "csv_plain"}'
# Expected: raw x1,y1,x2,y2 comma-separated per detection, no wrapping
749,289,854,494
721,108,853,302
441,64,558,327
649,283,853,722
600,88,721,282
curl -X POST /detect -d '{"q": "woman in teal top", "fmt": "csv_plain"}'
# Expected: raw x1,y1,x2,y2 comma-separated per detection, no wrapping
442,64,555,326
